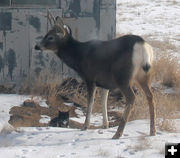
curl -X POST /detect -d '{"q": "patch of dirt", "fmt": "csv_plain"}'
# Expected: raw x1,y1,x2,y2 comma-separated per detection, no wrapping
9,97,77,128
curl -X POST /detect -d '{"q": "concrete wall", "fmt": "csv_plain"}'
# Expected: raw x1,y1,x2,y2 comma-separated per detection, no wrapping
0,0,116,86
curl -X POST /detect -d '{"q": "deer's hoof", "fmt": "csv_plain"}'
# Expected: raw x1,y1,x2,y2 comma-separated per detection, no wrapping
81,126,88,131
102,124,109,129
102,121,109,129
150,130,156,136
112,133,121,139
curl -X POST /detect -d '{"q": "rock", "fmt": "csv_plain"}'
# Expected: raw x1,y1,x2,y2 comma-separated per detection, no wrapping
9,115,24,123
23,99,37,107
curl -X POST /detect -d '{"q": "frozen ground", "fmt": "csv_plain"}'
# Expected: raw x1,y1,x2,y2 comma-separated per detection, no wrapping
116,0,180,56
1,0,180,157
0,95,180,158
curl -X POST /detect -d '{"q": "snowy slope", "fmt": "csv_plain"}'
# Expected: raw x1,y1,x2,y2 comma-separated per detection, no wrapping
116,0,180,48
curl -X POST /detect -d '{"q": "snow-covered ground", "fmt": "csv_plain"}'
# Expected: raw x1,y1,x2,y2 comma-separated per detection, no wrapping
1,0,180,157
0,94,180,158
0,120,180,158
116,0,180,47
0,95,29,129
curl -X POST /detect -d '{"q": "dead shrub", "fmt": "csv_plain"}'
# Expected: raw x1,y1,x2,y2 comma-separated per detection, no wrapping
133,136,150,151
130,89,180,121
130,90,148,121
157,118,179,133
21,70,114,114
97,148,110,157
155,93,180,119
0,124,16,134
19,70,62,96
148,39,177,53
153,54,180,88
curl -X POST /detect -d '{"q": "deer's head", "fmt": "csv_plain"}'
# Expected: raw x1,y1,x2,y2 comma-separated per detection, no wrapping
35,11,71,52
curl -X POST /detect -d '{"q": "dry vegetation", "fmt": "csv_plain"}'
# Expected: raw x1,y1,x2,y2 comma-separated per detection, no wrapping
96,148,110,157
152,54,180,88
157,118,179,133
132,136,150,151
0,124,16,135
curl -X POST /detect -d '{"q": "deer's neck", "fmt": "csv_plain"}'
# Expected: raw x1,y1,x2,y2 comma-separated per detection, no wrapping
57,37,83,72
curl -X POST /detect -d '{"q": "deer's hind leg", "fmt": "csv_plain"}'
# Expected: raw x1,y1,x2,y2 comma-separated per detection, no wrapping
112,85,135,139
138,74,156,136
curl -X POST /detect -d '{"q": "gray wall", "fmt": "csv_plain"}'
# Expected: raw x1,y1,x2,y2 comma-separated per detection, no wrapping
0,0,116,86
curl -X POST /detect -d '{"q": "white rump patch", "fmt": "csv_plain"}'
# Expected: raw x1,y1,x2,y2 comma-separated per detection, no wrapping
132,42,154,79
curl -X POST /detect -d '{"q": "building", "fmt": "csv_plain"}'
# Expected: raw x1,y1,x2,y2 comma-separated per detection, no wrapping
0,0,116,86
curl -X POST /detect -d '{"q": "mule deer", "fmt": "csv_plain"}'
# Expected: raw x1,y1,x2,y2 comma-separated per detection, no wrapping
35,14,156,139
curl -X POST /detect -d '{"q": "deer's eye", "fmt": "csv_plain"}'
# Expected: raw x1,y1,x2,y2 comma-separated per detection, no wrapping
47,36,54,41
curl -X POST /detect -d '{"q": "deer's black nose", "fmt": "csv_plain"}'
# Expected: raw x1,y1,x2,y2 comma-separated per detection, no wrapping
35,45,40,50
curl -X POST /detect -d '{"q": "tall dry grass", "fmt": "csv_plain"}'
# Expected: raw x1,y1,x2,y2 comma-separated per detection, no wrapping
130,90,180,121
153,54,180,88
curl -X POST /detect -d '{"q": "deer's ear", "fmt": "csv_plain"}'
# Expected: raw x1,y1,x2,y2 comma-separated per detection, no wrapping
55,16,61,22
55,16,64,26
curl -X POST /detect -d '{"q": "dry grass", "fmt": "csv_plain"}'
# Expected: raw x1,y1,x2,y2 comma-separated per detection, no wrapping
0,124,18,147
170,0,179,5
152,54,180,88
21,70,112,113
147,39,178,53
96,148,110,157
0,123,16,134
159,147,165,155
132,136,150,151
157,118,179,133
116,156,126,158
20,70,63,96
129,89,148,121
130,89,180,121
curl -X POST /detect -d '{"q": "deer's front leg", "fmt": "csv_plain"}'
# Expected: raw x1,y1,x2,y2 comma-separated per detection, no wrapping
100,88,109,128
83,83,97,130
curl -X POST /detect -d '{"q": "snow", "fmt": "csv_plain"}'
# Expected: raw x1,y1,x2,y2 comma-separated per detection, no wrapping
39,100,49,108
63,102,74,107
39,115,51,124
71,114,103,126
116,0,180,48
0,94,29,130
32,97,49,108
0,94,180,158
70,108,104,126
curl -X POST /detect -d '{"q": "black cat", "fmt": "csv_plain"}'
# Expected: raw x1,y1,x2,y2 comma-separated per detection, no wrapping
49,111,69,128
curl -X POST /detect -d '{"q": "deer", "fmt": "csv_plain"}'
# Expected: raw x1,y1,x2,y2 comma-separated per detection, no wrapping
34,12,156,139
